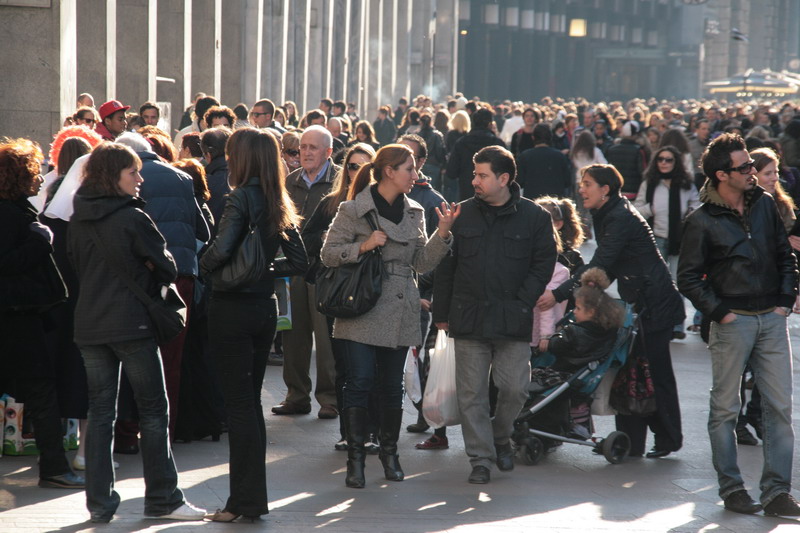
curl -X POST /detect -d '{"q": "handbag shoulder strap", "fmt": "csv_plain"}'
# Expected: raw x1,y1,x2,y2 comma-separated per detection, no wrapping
242,184,273,256
87,224,155,308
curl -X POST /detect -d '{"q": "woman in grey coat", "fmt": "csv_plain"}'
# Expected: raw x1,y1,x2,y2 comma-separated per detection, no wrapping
321,144,459,489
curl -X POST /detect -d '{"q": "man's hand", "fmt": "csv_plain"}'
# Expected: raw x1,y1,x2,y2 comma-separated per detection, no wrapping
420,299,431,312
536,290,556,310
538,339,549,352
719,313,737,324
435,322,449,332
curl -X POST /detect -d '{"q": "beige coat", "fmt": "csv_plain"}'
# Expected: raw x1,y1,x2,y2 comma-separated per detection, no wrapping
320,186,451,348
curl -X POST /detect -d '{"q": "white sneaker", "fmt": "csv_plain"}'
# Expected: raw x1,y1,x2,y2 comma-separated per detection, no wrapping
72,455,119,470
145,502,207,521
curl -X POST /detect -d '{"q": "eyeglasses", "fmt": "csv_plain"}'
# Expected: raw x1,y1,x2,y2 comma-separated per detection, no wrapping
724,159,756,174
251,111,269,118
347,162,364,172
656,156,675,163
283,149,299,157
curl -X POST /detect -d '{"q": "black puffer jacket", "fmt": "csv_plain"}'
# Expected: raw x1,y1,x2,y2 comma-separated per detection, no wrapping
677,182,798,322
606,139,646,196
68,186,177,345
200,177,308,294
433,182,557,341
553,195,684,328
548,320,617,370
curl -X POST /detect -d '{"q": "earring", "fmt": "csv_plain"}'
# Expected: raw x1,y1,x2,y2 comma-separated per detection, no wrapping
601,194,607,201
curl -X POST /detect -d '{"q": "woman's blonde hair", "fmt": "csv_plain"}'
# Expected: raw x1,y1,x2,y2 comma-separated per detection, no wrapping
448,110,471,134
574,267,624,330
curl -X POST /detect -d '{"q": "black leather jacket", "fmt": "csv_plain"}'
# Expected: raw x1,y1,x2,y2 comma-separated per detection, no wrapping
433,182,557,340
548,320,617,370
200,177,308,295
677,182,798,322
553,195,684,328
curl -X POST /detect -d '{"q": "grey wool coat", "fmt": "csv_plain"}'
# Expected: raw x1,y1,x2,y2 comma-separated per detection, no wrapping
320,185,451,348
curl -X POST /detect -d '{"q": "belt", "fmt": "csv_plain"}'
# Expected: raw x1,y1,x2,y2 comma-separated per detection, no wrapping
384,262,413,277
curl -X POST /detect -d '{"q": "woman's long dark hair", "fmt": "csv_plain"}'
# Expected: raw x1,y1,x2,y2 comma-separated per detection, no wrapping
643,145,692,193
658,129,690,155
226,127,300,236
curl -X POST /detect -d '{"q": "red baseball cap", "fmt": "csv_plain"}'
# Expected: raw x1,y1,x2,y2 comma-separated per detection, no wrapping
98,100,131,121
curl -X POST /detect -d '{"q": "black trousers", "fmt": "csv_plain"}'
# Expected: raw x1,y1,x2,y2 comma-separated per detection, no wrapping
208,295,277,517
615,323,683,456
0,311,70,478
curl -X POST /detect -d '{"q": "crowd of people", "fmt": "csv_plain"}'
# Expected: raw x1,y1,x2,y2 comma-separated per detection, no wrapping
3,88,800,522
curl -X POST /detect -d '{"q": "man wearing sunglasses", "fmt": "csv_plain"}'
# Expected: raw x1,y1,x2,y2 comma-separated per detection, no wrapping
678,133,800,518
250,98,286,135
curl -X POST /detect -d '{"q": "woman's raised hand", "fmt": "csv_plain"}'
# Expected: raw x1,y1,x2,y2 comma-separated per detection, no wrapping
360,230,388,254
436,201,461,238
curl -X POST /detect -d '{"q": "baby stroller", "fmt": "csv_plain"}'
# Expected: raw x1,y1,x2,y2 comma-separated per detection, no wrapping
511,302,637,465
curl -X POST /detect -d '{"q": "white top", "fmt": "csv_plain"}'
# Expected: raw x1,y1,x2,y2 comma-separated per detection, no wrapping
500,116,524,144
571,147,607,182
633,179,701,240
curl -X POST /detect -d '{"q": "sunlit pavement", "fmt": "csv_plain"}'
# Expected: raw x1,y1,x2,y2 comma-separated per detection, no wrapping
4,244,800,531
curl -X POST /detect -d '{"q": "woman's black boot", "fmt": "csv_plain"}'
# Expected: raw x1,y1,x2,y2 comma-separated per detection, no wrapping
379,408,405,481
344,407,368,488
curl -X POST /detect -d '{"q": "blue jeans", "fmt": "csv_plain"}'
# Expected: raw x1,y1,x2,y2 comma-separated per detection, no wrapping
708,311,794,504
208,295,277,517
80,338,183,518
341,340,407,410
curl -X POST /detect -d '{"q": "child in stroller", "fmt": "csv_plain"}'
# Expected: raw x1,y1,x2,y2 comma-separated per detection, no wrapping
527,267,626,450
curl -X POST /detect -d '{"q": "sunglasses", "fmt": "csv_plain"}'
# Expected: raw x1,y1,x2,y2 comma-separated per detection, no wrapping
283,149,300,157
724,159,756,174
347,162,364,172
79,117,95,124
656,156,675,163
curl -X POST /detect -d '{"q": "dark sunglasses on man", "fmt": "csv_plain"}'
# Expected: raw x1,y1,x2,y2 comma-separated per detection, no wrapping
724,159,756,174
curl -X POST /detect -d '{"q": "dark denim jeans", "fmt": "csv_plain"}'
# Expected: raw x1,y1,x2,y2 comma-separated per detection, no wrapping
341,340,407,410
80,338,183,519
208,294,277,517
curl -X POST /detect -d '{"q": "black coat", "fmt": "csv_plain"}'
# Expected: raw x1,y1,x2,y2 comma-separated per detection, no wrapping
446,129,506,202
433,182,557,341
0,197,65,312
677,184,798,322
300,195,336,283
204,156,231,232
516,145,573,199
606,140,647,196
553,195,684,328
200,177,308,294
373,118,397,147
68,186,178,345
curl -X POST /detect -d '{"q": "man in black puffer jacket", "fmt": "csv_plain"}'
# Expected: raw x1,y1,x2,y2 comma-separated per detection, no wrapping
678,133,800,517
434,146,556,485
446,108,506,202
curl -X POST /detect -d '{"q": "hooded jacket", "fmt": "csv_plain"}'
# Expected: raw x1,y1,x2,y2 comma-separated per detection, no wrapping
677,181,798,322
68,186,177,345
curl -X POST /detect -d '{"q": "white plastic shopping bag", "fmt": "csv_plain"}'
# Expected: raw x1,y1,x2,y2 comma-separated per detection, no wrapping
422,330,460,428
404,347,422,404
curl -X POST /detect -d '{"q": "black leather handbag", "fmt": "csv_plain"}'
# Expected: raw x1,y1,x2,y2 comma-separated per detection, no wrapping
216,189,269,291
316,212,385,318
89,225,186,344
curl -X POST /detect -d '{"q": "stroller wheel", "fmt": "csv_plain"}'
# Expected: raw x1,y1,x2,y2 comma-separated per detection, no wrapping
521,437,544,466
602,431,630,464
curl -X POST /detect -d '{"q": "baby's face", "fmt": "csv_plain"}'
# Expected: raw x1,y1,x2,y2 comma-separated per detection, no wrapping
573,299,594,323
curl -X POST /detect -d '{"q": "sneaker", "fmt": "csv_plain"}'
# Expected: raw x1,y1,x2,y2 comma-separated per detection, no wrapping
73,455,119,470
145,502,207,521
365,435,380,455
736,425,759,446
38,472,85,489
415,435,449,450
334,439,348,451
764,492,800,517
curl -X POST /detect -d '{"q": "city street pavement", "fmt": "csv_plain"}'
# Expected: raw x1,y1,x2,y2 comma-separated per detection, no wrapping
4,248,800,531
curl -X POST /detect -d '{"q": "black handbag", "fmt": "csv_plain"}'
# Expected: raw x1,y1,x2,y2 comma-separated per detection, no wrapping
216,188,269,290
89,225,186,344
316,212,385,318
